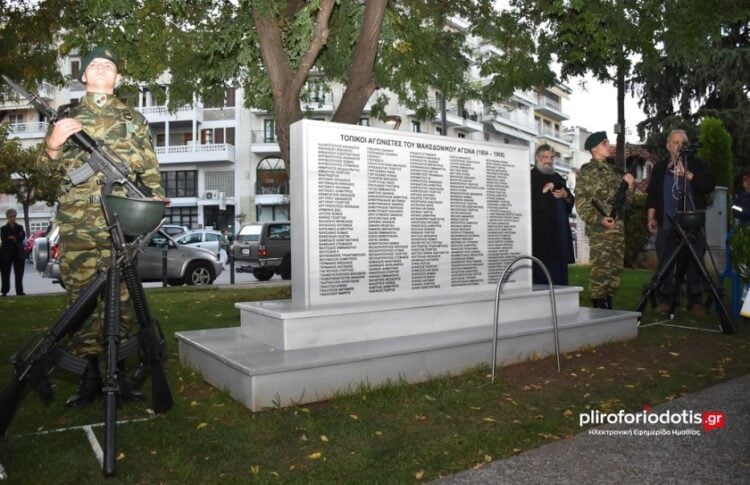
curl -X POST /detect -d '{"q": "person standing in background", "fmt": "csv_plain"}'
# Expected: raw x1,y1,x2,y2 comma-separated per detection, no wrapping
1,208,26,296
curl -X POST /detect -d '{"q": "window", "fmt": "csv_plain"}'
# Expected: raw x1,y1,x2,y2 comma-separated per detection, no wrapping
225,88,236,107
264,119,276,143
411,121,421,133
457,133,466,139
161,170,198,198
436,127,442,135
358,118,369,126
257,157,288,195
71,60,80,80
268,223,291,240
9,114,23,127
165,206,198,228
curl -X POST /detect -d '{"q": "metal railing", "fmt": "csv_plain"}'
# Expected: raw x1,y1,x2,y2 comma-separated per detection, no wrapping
490,255,561,383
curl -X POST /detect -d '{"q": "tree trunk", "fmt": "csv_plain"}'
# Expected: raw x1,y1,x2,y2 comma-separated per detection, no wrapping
616,60,626,172
252,1,336,173
331,0,388,124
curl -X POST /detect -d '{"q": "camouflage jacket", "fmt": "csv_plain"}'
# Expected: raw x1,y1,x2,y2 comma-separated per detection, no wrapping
37,93,164,249
575,158,629,237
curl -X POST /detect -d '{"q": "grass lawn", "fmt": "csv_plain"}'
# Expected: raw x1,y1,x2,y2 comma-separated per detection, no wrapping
0,268,747,483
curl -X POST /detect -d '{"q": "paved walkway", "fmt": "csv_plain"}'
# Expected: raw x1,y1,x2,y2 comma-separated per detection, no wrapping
436,374,750,484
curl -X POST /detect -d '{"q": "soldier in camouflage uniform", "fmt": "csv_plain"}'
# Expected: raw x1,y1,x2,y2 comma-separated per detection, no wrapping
37,47,165,407
575,132,634,309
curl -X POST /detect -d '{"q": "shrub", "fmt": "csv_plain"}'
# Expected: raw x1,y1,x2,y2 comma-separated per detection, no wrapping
624,191,649,268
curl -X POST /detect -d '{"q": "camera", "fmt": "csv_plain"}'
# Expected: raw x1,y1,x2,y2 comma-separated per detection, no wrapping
679,142,702,154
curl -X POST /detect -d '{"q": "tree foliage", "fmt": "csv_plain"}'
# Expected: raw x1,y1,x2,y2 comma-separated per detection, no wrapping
697,117,733,189
0,126,62,235
3,0,551,169
635,1,750,179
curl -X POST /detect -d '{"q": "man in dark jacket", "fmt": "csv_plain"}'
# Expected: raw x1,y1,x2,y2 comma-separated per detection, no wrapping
646,129,715,316
1,208,26,296
531,144,575,285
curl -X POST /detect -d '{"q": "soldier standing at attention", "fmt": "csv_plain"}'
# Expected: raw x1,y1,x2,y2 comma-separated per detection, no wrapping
575,132,634,309
37,47,165,407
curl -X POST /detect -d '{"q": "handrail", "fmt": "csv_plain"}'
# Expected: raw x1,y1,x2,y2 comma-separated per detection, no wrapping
491,255,561,383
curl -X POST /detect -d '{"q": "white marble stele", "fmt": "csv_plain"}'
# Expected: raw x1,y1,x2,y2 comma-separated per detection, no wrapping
176,121,640,411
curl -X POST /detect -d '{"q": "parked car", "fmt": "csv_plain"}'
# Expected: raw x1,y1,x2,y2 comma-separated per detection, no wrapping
34,225,223,286
233,221,291,281
161,224,189,237
172,229,228,265
24,228,47,262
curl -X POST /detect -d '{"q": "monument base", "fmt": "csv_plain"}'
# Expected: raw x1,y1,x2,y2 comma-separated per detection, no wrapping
176,288,639,411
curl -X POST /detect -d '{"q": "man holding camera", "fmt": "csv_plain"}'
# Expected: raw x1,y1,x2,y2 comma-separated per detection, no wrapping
530,144,575,286
646,129,715,317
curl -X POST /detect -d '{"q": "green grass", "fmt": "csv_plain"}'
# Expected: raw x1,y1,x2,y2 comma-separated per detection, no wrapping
0,270,747,483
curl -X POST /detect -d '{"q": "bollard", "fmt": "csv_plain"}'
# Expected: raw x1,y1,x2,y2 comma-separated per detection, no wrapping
161,247,168,287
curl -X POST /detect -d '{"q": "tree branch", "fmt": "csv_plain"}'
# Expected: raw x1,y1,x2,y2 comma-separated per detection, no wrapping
332,0,388,123
290,0,336,93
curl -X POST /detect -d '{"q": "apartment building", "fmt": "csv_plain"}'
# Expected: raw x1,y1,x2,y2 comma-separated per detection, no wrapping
1,51,582,236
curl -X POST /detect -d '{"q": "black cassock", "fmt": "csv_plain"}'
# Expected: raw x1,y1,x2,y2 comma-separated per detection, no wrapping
530,167,575,286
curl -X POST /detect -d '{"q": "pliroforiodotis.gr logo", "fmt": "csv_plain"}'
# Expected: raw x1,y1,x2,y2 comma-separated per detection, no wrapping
579,406,726,436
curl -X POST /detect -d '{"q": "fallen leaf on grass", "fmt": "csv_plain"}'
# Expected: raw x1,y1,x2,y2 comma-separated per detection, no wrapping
624,384,636,389
415,415,427,421
117,452,125,461
375,431,383,436
512,448,522,453
250,465,260,475
190,400,199,406
470,406,481,410
350,414,359,421
669,352,680,357
483,417,497,422
320,435,329,442
484,455,493,462
308,452,323,460
415,470,425,480
196,422,208,430
563,409,574,417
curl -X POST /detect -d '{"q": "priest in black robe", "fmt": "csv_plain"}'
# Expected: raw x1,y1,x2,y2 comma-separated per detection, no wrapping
530,144,575,286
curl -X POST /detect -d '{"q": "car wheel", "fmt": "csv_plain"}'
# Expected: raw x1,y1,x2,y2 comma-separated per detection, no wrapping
280,255,291,280
185,262,214,285
252,268,274,281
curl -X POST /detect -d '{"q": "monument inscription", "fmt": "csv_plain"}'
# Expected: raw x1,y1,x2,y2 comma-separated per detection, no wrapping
291,120,531,306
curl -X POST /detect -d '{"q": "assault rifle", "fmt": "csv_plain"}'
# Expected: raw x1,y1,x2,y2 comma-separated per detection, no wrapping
591,168,634,221
1,75,150,198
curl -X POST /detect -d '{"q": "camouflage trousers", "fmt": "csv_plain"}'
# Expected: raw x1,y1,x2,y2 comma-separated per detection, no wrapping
588,230,625,300
60,244,136,357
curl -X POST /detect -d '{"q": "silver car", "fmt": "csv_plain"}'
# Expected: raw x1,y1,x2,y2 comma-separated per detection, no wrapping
34,226,223,286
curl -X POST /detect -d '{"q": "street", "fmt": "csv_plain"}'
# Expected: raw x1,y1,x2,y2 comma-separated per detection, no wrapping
14,259,284,296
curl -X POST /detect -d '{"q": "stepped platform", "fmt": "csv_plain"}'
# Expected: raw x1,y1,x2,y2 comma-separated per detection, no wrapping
176,287,639,411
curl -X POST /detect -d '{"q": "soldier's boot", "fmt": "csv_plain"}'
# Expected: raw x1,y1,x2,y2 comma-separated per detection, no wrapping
591,299,605,308
117,361,145,403
66,356,102,408
605,296,613,310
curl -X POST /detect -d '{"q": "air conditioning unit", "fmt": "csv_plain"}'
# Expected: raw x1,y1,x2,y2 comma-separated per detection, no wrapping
204,190,219,200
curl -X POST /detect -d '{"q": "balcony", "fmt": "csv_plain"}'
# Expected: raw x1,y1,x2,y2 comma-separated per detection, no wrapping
492,109,538,136
300,95,334,113
251,130,280,155
141,104,204,125
7,121,49,139
538,125,569,144
534,96,569,121
155,143,236,165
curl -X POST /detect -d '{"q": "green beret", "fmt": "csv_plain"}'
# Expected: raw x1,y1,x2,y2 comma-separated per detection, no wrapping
584,131,608,151
79,46,119,82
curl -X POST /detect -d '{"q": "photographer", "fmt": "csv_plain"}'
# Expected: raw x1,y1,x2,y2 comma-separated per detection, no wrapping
531,144,575,286
646,129,715,317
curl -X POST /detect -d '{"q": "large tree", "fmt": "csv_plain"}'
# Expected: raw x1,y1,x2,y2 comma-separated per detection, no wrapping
513,0,661,170
5,0,551,169
636,0,750,185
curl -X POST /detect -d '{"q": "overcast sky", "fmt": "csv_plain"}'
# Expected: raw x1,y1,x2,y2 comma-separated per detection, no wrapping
564,74,646,143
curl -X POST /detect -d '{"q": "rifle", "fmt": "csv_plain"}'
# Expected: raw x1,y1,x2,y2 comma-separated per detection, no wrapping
1,75,150,198
0,274,105,437
591,168,634,221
